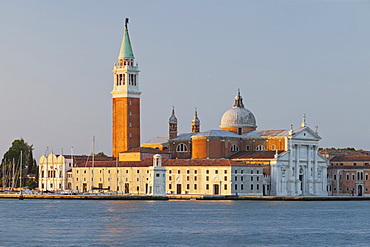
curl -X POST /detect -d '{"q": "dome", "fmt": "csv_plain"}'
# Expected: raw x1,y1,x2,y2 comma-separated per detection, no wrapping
220,107,256,128
219,90,257,128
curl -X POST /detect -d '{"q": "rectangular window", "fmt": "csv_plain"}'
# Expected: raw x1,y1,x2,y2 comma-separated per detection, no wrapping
235,176,237,181
340,175,342,180
169,176,172,181
186,184,190,190
194,170,197,174
187,176,190,181
353,163,357,166
241,176,244,181
224,176,227,181
333,174,336,180
235,170,238,174
187,170,190,174
169,170,172,174
251,184,254,190
224,184,227,190
235,184,237,190
251,170,253,174
251,176,253,181
206,184,209,190
194,184,197,190
206,176,209,181
352,174,355,180
206,170,209,174
340,163,343,166
215,170,218,174
194,176,197,181
241,184,244,190
178,170,181,174
241,170,244,174
224,170,227,174
257,184,259,190
137,170,140,173
169,184,172,190
346,174,349,180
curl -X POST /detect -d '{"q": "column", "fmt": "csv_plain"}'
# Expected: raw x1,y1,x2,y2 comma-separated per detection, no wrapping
295,144,300,195
288,142,294,195
313,145,317,193
307,145,313,194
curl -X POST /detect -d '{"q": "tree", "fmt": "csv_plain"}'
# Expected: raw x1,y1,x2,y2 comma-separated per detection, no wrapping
1,138,36,188
95,152,107,157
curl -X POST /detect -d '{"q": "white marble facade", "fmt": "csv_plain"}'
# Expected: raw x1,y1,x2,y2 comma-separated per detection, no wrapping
270,127,328,196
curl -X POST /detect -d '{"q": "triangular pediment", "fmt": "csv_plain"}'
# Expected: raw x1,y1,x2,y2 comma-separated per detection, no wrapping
291,127,321,141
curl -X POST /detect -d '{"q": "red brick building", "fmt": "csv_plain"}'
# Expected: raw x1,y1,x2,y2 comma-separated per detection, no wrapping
321,149,370,196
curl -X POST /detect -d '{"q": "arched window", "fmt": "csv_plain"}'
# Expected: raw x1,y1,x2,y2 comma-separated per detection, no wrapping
271,145,276,150
246,145,250,151
256,145,265,151
231,144,239,152
176,143,188,152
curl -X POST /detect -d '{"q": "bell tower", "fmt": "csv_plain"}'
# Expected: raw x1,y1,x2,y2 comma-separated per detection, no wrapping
191,108,200,133
111,18,141,157
169,107,178,139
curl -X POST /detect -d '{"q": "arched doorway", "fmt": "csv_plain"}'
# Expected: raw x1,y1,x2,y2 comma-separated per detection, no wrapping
358,185,363,196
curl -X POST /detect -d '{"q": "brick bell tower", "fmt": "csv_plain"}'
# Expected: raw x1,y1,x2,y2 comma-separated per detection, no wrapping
111,18,141,157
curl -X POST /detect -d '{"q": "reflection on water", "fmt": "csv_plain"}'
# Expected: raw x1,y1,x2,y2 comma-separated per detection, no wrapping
1,199,370,246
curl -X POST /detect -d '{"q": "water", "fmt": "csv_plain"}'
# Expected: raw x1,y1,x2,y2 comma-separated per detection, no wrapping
1,199,370,246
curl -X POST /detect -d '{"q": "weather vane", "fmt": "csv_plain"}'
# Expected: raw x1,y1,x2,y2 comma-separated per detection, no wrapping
125,18,129,29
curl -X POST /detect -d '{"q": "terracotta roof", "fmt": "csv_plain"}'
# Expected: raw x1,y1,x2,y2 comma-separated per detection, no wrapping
330,155,370,162
75,158,260,168
163,159,260,167
63,155,115,161
121,147,170,154
319,149,370,156
228,150,285,159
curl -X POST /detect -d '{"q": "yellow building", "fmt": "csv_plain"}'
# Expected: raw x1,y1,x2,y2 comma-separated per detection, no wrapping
67,154,264,196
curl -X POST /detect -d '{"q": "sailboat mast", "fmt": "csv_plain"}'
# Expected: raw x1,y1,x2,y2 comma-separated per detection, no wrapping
12,158,15,189
92,136,95,189
20,151,22,189
2,160,4,190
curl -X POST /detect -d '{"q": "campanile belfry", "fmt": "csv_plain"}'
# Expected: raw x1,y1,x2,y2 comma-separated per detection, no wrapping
111,18,141,157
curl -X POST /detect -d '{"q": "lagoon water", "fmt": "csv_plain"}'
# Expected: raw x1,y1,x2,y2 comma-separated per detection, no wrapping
1,199,370,246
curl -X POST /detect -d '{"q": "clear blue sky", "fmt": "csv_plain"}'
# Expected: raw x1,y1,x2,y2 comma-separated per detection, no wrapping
1,1,370,160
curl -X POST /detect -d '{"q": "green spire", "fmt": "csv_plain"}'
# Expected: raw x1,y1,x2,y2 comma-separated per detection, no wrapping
119,18,135,59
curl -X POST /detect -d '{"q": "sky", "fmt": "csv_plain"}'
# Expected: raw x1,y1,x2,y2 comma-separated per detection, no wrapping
1,0,370,160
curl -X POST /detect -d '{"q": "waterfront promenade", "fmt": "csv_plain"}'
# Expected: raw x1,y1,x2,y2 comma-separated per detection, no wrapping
1,193,370,201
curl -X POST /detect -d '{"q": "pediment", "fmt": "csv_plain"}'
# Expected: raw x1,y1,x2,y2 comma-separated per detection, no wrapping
292,127,321,141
